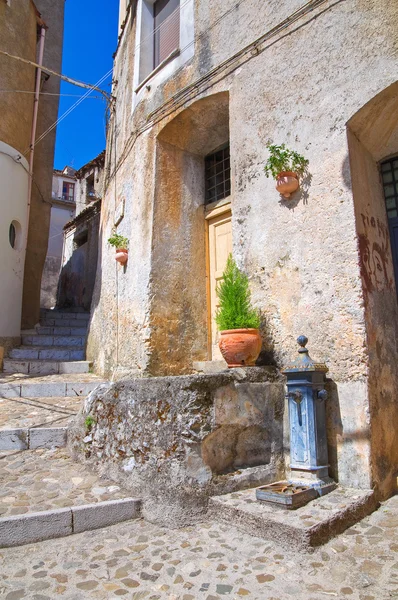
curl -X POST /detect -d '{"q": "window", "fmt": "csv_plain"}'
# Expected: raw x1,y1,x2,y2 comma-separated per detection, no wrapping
154,0,180,69
205,144,231,204
62,182,75,202
138,0,180,84
86,174,95,199
381,157,398,220
9,223,16,248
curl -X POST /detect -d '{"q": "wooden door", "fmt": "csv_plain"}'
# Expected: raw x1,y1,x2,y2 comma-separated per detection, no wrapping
207,209,232,360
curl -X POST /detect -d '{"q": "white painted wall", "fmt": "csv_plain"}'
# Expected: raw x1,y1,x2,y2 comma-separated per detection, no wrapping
0,140,29,337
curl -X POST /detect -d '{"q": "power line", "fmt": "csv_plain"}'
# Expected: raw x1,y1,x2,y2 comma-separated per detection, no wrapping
0,90,104,98
23,68,113,156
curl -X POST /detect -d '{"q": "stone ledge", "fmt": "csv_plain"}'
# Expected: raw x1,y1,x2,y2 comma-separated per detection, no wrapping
209,486,379,551
0,498,141,548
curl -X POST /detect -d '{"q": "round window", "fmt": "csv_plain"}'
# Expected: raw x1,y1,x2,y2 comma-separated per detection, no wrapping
9,223,16,248
9,220,22,250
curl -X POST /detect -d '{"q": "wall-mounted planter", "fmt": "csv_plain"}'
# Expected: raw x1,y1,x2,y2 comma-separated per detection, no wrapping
219,328,262,368
115,248,128,265
276,171,299,198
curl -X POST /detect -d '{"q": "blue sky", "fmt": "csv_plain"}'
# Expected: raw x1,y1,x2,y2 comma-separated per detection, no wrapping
54,0,119,170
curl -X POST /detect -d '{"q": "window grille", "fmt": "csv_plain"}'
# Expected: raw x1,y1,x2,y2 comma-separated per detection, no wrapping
154,0,180,68
381,157,398,220
205,144,231,204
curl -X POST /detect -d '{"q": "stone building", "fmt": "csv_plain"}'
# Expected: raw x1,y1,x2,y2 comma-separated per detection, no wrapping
40,166,77,308
0,0,64,356
56,152,105,310
85,0,398,505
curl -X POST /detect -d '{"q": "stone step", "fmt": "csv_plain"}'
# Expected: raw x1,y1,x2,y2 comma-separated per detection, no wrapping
22,334,86,347
0,448,141,548
40,318,89,327
9,347,85,361
3,359,91,375
40,306,88,314
0,374,104,398
36,326,88,336
40,309,90,320
209,486,379,551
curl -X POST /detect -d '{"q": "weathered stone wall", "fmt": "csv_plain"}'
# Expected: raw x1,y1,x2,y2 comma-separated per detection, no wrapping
69,367,285,526
88,0,398,495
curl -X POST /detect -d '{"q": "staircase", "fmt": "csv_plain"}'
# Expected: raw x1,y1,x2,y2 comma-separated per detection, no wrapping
0,308,141,548
3,308,91,375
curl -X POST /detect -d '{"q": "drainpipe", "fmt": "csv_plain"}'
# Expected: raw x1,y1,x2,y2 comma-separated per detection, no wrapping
26,26,46,247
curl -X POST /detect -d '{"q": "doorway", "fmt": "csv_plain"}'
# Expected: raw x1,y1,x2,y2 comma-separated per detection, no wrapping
206,204,232,360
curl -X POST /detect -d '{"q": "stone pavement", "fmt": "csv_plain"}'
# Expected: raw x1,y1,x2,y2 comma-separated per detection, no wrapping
0,448,132,518
1,494,397,599
0,397,81,430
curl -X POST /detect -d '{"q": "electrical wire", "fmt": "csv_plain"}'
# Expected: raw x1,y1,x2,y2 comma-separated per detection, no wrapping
23,67,113,156
0,90,105,98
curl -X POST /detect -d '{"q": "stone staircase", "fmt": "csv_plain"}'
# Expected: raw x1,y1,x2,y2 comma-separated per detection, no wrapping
0,308,141,548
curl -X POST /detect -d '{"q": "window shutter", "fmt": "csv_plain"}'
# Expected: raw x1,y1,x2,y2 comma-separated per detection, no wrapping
154,0,180,68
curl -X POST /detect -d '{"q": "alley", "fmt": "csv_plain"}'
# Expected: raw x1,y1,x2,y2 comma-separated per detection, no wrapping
1,494,397,599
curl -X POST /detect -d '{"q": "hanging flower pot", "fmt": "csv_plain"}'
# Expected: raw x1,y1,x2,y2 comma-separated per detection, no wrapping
108,232,129,266
275,171,299,198
264,142,309,200
115,248,128,265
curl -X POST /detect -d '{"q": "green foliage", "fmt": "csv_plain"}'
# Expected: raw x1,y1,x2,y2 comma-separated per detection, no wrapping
215,255,260,331
108,233,129,249
85,415,96,430
264,142,309,179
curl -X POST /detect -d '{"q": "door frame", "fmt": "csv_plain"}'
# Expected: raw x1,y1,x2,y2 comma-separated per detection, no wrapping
204,199,232,360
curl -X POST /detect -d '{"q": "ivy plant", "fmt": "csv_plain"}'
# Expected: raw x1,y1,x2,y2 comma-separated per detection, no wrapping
215,255,260,331
264,142,309,179
108,233,129,249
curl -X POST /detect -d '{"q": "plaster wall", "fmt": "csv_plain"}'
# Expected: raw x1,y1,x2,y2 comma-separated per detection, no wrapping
40,204,76,308
75,164,105,216
90,0,398,493
0,142,29,348
21,0,65,329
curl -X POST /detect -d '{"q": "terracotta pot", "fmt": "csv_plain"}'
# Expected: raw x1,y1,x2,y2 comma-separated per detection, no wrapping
115,248,128,265
219,328,262,368
276,171,299,198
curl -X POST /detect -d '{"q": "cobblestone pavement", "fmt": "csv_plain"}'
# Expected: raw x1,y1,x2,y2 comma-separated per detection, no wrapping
0,397,81,429
0,448,131,517
1,495,397,599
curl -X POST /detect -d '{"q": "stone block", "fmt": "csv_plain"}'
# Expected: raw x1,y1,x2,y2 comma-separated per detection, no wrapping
28,361,59,375
66,382,100,397
29,427,67,449
59,361,90,374
52,327,71,335
22,335,54,347
38,349,71,360
69,350,85,361
70,327,87,336
0,383,21,398
3,360,29,374
37,327,52,335
10,348,39,359
21,382,66,397
76,313,90,320
0,508,72,548
72,498,141,533
0,429,28,450
53,336,84,347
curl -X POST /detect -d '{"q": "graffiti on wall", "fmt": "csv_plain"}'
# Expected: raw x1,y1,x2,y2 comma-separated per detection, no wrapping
358,212,394,295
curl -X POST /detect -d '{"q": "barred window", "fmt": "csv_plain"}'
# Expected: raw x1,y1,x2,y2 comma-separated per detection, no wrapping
205,144,231,204
381,157,398,220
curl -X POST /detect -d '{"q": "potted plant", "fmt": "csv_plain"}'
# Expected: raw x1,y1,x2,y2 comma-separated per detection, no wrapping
264,142,309,198
215,255,261,367
108,232,129,265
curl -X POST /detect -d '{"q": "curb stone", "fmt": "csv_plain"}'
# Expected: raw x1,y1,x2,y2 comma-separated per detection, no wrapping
0,427,68,450
0,498,141,548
